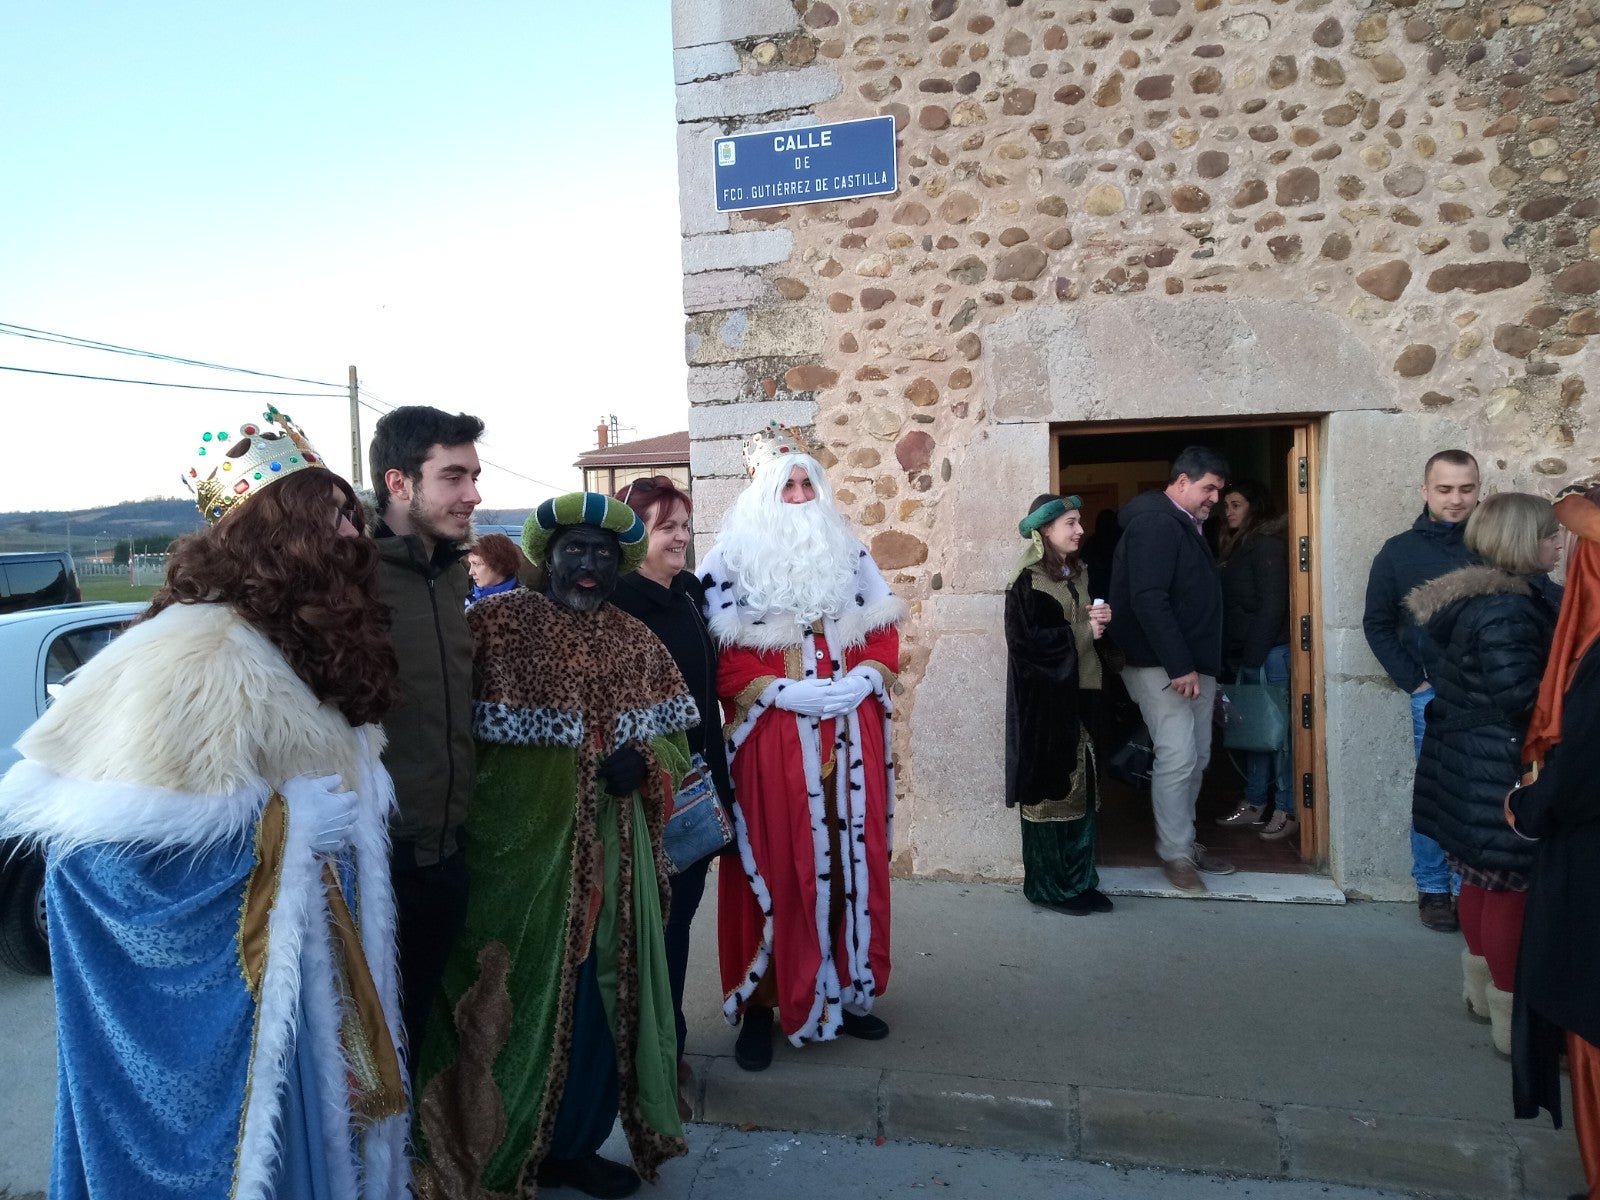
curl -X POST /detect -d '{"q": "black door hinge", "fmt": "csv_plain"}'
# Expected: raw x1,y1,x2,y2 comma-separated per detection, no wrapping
1298,535,1311,573
1301,772,1315,811
1299,614,1312,652
1300,692,1313,729
1297,456,1308,494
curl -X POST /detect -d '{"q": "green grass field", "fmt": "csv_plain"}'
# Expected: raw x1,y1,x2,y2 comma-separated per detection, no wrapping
79,577,161,603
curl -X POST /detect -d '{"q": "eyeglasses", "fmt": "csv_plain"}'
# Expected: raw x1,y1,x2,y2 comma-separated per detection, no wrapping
336,503,359,528
620,475,673,506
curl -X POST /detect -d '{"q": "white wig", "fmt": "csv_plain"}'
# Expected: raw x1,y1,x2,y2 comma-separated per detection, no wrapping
716,453,862,624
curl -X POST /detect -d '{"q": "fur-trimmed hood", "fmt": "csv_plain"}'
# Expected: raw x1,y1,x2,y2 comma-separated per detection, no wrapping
1405,563,1532,627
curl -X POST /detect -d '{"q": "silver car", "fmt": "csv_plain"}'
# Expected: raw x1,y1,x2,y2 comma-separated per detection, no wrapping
0,601,146,974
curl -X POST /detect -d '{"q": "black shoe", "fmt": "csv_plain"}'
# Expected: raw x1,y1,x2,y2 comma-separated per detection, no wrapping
1082,887,1115,913
1419,892,1459,933
734,1005,774,1071
535,1154,641,1199
1052,893,1096,916
840,1009,890,1040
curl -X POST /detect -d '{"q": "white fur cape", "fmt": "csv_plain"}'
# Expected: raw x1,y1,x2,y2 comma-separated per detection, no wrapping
0,601,408,1200
698,539,906,653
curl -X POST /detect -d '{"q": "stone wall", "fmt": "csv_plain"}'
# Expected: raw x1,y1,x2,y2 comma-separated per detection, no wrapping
674,0,1600,894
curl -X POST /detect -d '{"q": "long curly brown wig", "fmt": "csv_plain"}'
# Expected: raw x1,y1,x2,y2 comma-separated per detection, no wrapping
147,469,397,726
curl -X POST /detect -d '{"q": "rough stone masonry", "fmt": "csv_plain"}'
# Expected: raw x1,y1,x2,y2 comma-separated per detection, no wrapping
673,0,1599,897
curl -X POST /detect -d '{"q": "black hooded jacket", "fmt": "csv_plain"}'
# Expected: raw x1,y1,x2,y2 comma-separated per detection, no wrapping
1363,510,1474,693
1107,489,1223,679
1408,564,1560,874
1220,514,1291,670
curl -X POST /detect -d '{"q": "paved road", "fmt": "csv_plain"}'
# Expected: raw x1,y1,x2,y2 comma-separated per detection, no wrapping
611,1126,1411,1200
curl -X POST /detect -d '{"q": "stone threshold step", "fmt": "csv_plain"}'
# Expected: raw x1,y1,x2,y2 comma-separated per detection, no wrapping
1098,865,1348,904
679,1055,1582,1200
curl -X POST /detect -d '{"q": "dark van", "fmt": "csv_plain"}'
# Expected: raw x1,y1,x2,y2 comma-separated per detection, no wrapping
0,552,82,614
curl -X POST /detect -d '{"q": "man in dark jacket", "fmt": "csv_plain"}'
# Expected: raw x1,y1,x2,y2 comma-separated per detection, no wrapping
369,405,484,1065
1109,446,1233,892
1362,448,1479,931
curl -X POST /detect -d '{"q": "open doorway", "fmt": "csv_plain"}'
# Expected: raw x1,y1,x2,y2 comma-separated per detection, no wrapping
1056,420,1328,876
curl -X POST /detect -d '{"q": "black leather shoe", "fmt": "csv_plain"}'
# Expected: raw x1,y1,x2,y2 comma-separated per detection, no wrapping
1082,887,1114,913
735,1004,774,1071
840,1010,890,1040
1052,893,1095,916
1419,892,1459,932
535,1154,641,1199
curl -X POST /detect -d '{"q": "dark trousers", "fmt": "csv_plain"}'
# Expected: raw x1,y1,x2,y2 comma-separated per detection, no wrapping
663,853,713,1060
392,845,470,1079
549,951,620,1161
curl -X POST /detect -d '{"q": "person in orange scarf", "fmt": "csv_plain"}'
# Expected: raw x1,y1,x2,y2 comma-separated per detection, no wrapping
1510,481,1600,1200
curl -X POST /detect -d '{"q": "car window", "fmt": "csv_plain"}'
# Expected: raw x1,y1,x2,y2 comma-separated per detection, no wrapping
5,561,68,598
43,622,131,706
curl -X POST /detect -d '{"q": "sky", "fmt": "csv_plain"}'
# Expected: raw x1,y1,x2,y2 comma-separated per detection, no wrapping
1,2,685,514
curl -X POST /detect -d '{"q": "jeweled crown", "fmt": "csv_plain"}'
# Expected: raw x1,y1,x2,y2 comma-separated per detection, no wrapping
741,420,813,478
185,406,327,524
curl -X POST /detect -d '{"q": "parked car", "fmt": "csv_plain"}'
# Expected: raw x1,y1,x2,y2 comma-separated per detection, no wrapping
0,601,146,974
0,551,81,615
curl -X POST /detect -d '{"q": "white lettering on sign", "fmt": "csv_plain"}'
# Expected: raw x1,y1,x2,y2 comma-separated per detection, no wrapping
771,130,834,154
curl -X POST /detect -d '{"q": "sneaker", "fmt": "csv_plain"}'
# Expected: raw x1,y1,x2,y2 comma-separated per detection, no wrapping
535,1154,642,1199
1162,857,1206,892
1260,812,1299,841
1193,844,1236,876
1418,892,1459,933
1216,802,1266,827
841,1010,890,1040
734,1005,774,1071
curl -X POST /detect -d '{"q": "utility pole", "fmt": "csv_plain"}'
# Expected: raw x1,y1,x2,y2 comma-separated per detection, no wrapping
348,365,363,489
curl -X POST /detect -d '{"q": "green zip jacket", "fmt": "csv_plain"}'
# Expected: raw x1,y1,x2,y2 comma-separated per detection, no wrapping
374,523,476,866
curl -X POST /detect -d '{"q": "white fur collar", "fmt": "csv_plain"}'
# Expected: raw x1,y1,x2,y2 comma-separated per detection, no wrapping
699,541,906,652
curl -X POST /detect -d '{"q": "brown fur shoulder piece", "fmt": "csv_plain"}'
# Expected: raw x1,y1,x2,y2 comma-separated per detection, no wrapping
1405,564,1532,625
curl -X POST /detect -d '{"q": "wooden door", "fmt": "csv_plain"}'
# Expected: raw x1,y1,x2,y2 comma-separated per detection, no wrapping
1284,424,1327,863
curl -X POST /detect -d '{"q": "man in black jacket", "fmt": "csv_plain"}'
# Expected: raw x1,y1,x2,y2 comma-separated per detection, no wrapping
369,405,484,1065
1362,448,1479,931
1109,446,1234,892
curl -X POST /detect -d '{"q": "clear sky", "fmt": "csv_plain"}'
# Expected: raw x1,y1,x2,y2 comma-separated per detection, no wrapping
1,2,684,513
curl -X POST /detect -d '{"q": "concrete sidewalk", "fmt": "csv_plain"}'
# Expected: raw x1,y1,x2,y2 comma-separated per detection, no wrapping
677,873,1586,1200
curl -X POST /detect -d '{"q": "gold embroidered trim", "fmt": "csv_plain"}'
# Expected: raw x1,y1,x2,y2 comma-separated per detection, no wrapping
238,792,287,996
856,658,899,693
729,673,778,735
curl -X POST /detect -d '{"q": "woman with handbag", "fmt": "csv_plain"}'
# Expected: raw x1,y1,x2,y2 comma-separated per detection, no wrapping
613,476,734,1121
1213,481,1295,840
1408,492,1563,1056
1005,493,1114,915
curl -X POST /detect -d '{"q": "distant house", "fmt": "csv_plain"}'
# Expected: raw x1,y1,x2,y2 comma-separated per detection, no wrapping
574,426,690,499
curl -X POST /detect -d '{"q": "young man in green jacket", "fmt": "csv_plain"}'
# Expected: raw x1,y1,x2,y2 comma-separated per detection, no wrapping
369,405,484,1066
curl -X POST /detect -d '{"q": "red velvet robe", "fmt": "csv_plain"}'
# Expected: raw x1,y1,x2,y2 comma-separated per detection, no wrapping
716,622,898,1043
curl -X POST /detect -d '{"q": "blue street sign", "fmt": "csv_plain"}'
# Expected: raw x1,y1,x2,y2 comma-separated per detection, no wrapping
713,115,898,213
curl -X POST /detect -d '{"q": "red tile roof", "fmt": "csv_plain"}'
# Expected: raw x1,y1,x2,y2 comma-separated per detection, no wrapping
573,430,690,468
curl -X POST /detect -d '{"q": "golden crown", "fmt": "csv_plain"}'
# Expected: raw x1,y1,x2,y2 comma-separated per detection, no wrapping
185,406,328,524
741,420,813,478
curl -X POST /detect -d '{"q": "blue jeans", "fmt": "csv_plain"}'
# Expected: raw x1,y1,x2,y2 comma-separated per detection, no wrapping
1241,645,1294,813
1409,685,1456,895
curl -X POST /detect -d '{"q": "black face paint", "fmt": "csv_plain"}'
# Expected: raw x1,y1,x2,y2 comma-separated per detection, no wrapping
546,525,621,613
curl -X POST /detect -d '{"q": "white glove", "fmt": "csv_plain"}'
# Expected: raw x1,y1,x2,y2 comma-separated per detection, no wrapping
820,672,875,718
772,677,837,718
289,774,358,855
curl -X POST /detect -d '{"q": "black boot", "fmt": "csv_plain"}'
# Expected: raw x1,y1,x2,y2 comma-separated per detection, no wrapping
535,1154,641,1199
735,1004,774,1071
840,1009,890,1040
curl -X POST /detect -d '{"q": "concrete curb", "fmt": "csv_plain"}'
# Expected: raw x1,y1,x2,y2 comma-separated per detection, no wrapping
680,1054,1585,1200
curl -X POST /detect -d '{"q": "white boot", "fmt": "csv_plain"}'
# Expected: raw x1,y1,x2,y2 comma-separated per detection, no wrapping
1485,982,1514,1057
1461,949,1491,1022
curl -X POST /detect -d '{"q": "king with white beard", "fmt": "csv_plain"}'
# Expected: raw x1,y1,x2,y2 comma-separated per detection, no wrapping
698,423,905,1072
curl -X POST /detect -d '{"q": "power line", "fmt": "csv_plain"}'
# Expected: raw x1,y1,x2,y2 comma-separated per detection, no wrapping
0,363,346,398
0,321,346,389
355,385,564,492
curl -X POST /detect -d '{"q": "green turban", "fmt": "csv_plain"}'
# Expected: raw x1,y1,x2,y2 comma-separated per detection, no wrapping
522,492,649,574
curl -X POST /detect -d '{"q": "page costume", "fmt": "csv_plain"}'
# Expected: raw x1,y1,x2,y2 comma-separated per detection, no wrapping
701,541,903,1045
415,587,696,1196
0,602,407,1200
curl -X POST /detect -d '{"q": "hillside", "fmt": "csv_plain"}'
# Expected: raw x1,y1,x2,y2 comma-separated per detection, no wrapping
0,499,533,553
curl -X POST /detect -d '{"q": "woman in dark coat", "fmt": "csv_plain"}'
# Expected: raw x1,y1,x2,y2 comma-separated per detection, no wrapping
611,476,733,1122
1408,491,1562,1056
1005,493,1113,915
1511,483,1600,1199
1213,481,1294,839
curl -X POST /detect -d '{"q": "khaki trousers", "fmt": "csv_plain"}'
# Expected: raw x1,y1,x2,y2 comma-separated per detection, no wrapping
1120,665,1216,864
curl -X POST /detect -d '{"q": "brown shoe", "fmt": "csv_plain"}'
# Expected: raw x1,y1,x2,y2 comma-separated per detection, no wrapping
1193,844,1236,876
1419,892,1459,932
1162,857,1206,892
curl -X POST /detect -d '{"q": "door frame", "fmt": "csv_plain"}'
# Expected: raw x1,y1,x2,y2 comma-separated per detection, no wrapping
1052,415,1330,870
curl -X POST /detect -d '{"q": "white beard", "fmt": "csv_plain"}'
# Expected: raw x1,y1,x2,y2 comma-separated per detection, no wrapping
716,493,862,625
